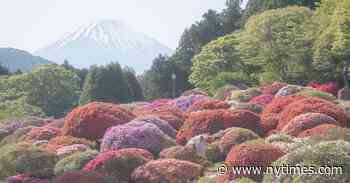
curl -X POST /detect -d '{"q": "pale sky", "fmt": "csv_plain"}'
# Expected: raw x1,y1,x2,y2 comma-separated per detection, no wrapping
0,0,227,53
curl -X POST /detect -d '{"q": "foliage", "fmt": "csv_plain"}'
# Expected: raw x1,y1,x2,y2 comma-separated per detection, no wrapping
123,66,144,102
79,62,129,105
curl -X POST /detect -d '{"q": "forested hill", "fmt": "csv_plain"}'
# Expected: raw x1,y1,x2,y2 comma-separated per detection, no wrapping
0,48,52,72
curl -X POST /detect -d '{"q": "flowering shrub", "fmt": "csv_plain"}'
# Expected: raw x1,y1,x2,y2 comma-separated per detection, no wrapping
62,102,136,140
260,82,287,95
281,113,340,137
263,140,350,183
306,81,338,95
52,171,112,183
219,128,260,155
45,136,95,152
297,124,338,138
131,159,203,183
159,146,210,167
44,118,65,129
0,116,48,134
176,109,263,145
186,99,230,113
169,95,208,112
130,116,176,138
84,149,152,182
100,122,176,154
0,143,57,179
260,96,307,133
22,126,61,142
296,89,336,101
248,94,274,107
230,88,262,102
56,144,91,159
54,150,99,176
229,102,263,114
6,174,51,183
220,143,285,182
308,127,350,143
141,99,172,111
277,98,350,130
0,126,34,146
214,85,240,100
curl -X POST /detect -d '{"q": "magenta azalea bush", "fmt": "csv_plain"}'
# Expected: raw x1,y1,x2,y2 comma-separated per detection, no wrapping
130,116,176,138
101,122,176,154
169,95,208,112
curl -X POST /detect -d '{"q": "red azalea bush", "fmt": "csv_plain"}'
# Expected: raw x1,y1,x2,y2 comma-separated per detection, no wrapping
219,143,285,182
249,94,274,107
84,149,152,182
45,136,95,152
186,99,230,113
219,128,260,155
52,171,111,183
135,105,186,130
281,113,340,137
277,98,350,130
297,124,339,138
131,159,203,183
6,174,51,183
44,118,65,129
306,81,338,95
260,96,307,133
176,109,263,145
62,102,136,141
260,82,288,95
22,126,61,142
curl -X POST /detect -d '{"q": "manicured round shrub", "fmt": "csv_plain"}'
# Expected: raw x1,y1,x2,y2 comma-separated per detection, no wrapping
0,116,48,134
281,113,340,136
214,85,240,100
22,126,61,142
56,144,91,159
186,99,230,113
260,82,287,95
100,122,176,154
159,145,210,167
52,171,113,183
44,118,65,129
248,94,274,107
45,136,95,152
0,143,57,179
263,140,350,183
140,99,171,111
219,128,260,155
62,102,136,140
260,95,307,133
229,102,263,113
275,85,303,97
220,143,285,182
0,126,35,146
230,88,262,102
306,81,338,95
176,109,263,145
54,150,99,176
307,127,350,143
6,174,51,183
119,102,149,112
296,89,336,101
84,149,152,182
277,98,350,130
297,124,338,138
130,116,176,138
131,159,203,183
170,95,208,112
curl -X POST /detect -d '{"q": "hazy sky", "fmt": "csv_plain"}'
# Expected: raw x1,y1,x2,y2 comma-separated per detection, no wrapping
0,0,227,53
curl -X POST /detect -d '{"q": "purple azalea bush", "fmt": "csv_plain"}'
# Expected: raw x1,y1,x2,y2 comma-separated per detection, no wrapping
170,95,208,112
130,116,176,138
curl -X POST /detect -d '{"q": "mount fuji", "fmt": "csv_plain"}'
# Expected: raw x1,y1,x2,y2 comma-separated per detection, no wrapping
35,20,173,74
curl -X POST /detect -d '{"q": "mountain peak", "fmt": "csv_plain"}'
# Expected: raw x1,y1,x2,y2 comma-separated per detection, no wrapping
35,20,173,74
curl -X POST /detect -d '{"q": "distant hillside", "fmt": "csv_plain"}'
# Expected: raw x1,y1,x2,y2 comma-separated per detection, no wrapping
0,48,53,72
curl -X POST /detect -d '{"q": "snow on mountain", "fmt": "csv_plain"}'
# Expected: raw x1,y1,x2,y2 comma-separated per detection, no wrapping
35,20,173,74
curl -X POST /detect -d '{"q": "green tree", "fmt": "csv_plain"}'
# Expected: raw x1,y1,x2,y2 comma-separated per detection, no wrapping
79,62,129,105
313,0,350,82
190,33,257,93
0,64,9,76
24,64,80,117
123,67,144,102
239,6,316,84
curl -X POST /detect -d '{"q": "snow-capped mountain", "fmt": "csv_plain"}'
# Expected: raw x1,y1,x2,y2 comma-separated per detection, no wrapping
35,20,173,74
